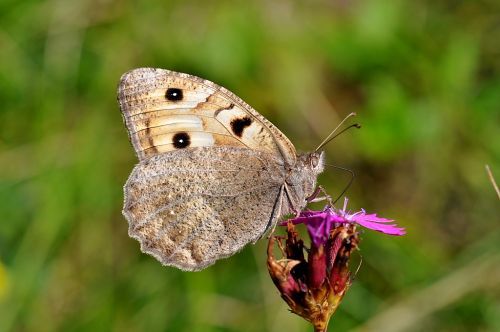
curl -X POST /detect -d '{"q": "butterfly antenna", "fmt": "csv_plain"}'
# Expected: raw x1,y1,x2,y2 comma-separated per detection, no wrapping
315,112,360,152
324,164,355,205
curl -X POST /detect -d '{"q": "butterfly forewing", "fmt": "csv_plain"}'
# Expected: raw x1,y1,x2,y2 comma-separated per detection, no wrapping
118,68,296,164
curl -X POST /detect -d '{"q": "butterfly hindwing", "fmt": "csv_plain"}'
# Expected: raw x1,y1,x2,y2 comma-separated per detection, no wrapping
123,146,290,271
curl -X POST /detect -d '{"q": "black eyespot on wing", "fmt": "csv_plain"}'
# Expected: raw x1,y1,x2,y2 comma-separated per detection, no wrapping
166,88,183,101
172,132,190,149
230,116,252,137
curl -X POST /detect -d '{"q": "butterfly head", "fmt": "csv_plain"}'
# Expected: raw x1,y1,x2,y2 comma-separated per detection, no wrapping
306,151,325,175
289,151,325,210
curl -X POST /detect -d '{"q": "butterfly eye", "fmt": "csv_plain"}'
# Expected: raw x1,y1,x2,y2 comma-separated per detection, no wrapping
166,88,183,101
310,155,320,168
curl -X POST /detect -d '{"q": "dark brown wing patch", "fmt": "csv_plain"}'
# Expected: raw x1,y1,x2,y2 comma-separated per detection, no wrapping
165,88,183,101
230,116,252,137
172,132,191,149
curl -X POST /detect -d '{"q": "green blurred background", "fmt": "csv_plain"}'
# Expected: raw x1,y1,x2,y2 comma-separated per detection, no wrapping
1,0,499,331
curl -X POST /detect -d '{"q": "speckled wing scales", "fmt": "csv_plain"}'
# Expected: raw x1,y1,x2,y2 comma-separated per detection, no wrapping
123,147,289,271
118,67,297,165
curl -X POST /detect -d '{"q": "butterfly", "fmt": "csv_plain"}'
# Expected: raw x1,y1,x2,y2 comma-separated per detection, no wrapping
118,68,325,271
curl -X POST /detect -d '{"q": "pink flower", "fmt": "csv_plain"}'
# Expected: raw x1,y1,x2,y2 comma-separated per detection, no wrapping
267,222,357,332
286,198,405,247
268,198,405,331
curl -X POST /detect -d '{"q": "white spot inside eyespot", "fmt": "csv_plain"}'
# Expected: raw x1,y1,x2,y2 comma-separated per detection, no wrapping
170,210,175,215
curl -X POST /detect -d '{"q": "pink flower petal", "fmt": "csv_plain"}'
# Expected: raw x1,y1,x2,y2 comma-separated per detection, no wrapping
354,219,406,236
282,198,405,244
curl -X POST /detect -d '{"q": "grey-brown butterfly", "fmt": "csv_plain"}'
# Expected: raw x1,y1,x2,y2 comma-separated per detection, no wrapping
118,68,324,271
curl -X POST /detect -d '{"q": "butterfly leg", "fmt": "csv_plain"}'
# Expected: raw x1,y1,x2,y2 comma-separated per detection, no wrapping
306,186,322,202
263,183,304,239
306,185,334,206
263,185,285,238
282,183,303,218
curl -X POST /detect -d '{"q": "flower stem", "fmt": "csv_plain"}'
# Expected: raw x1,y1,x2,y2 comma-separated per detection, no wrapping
313,321,328,332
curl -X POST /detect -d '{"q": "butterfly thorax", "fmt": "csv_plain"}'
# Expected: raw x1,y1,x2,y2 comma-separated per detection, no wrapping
285,151,325,211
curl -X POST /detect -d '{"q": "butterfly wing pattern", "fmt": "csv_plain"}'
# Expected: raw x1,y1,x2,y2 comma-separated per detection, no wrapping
118,68,297,164
118,68,323,271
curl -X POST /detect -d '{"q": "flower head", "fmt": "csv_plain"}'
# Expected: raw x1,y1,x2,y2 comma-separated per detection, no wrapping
284,198,405,247
268,198,404,332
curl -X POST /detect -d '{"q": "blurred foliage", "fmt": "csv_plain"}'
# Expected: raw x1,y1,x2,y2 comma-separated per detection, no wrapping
0,0,499,331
